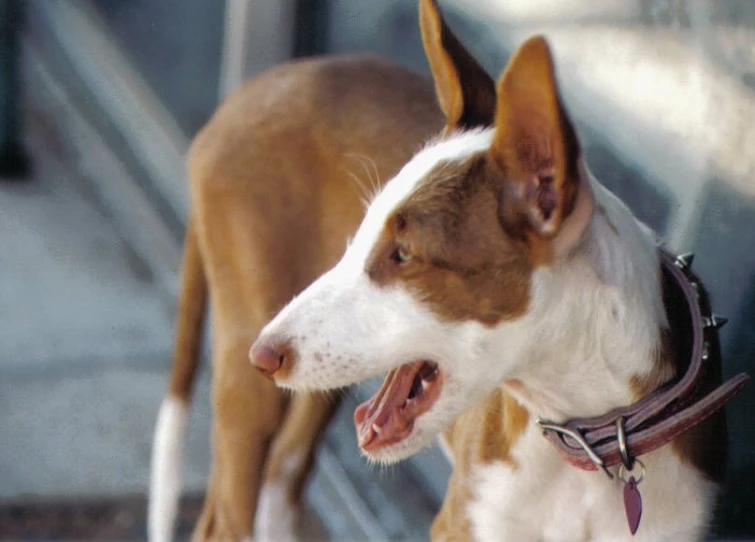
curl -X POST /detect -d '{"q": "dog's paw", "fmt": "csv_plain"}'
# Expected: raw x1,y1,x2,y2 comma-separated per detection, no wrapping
254,481,300,542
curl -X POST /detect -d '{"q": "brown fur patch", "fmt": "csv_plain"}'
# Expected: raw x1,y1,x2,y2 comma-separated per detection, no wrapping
432,388,529,540
365,155,533,325
480,389,530,466
184,53,445,538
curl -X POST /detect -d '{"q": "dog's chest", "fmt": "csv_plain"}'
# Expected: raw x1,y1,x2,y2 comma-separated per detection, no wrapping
464,424,622,541
455,422,714,542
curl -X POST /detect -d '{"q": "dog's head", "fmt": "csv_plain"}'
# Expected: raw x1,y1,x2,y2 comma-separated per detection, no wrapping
252,0,661,463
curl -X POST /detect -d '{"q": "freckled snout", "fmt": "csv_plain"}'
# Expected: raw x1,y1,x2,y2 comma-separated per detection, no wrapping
249,338,295,380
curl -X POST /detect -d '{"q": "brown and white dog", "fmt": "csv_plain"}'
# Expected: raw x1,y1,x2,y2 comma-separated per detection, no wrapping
151,0,737,540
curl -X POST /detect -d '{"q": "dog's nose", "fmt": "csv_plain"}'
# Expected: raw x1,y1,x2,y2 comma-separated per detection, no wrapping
249,341,291,379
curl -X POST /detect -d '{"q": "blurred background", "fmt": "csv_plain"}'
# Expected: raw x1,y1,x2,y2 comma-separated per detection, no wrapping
1,0,754,539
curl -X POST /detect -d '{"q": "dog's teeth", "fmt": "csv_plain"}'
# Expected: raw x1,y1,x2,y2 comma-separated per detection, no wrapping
372,423,381,434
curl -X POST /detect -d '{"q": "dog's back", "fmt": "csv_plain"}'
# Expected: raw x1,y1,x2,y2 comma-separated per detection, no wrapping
191,55,442,253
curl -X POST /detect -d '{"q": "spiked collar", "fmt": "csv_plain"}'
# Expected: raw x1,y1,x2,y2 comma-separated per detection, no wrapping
537,251,750,476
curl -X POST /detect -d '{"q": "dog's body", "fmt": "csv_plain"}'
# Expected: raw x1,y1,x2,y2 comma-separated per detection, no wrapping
149,55,443,541
151,1,728,540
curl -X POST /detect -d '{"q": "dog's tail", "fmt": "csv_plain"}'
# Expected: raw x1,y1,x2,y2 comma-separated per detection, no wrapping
149,217,207,542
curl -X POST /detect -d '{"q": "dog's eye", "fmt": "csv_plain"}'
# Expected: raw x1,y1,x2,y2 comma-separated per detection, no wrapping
391,246,412,264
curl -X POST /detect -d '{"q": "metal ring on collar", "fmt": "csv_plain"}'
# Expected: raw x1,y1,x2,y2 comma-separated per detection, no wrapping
618,458,645,485
616,417,635,471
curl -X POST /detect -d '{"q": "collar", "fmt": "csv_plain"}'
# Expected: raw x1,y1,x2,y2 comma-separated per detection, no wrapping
537,251,750,477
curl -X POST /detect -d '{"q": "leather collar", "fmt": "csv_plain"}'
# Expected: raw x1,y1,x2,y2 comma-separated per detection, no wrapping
538,251,750,476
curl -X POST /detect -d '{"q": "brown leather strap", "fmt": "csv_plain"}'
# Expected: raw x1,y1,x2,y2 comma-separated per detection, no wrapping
539,251,750,473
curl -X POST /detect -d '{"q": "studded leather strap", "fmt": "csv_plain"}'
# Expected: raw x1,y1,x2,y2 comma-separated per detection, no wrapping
539,251,750,473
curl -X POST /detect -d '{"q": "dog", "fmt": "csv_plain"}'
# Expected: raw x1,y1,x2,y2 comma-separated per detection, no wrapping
248,0,749,540
151,0,747,539
148,19,444,542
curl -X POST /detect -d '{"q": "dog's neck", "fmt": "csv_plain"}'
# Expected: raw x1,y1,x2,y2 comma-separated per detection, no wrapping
500,168,666,421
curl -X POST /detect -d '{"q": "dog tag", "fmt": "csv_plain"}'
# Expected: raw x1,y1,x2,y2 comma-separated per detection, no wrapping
623,477,643,535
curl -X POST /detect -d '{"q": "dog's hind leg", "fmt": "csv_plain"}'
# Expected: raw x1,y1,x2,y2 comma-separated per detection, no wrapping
255,392,340,542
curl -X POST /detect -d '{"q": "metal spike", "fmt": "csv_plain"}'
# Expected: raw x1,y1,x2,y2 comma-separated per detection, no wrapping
710,314,729,330
704,314,728,330
674,253,695,270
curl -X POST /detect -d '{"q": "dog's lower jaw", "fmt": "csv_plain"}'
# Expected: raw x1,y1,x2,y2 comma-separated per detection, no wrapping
357,408,449,464
360,428,429,464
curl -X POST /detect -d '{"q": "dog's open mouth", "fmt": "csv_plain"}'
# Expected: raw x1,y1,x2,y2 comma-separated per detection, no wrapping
354,360,442,452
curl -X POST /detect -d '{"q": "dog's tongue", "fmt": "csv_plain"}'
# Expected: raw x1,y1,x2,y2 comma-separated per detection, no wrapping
354,361,423,451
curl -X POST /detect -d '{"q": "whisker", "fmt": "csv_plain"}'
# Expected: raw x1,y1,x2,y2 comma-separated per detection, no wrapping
344,168,372,203
362,154,382,198
345,152,382,203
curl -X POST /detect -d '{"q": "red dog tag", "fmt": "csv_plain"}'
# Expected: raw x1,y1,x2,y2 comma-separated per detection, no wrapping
623,477,643,535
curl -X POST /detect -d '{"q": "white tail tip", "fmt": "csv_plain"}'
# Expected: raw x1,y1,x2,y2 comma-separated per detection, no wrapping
148,396,188,542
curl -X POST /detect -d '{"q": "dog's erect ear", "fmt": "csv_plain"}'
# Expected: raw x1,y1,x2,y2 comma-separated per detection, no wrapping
491,36,592,253
419,0,495,130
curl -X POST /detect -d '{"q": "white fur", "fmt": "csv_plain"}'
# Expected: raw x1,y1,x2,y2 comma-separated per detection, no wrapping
254,449,306,542
255,129,716,539
468,423,716,542
149,396,188,542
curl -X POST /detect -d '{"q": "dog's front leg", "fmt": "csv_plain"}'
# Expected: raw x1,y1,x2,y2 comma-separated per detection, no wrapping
193,339,288,541
254,392,339,542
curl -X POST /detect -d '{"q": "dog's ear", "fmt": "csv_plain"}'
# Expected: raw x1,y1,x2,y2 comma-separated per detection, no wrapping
491,37,593,255
419,0,495,131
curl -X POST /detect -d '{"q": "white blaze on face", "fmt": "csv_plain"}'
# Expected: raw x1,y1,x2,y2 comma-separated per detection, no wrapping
341,129,496,268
